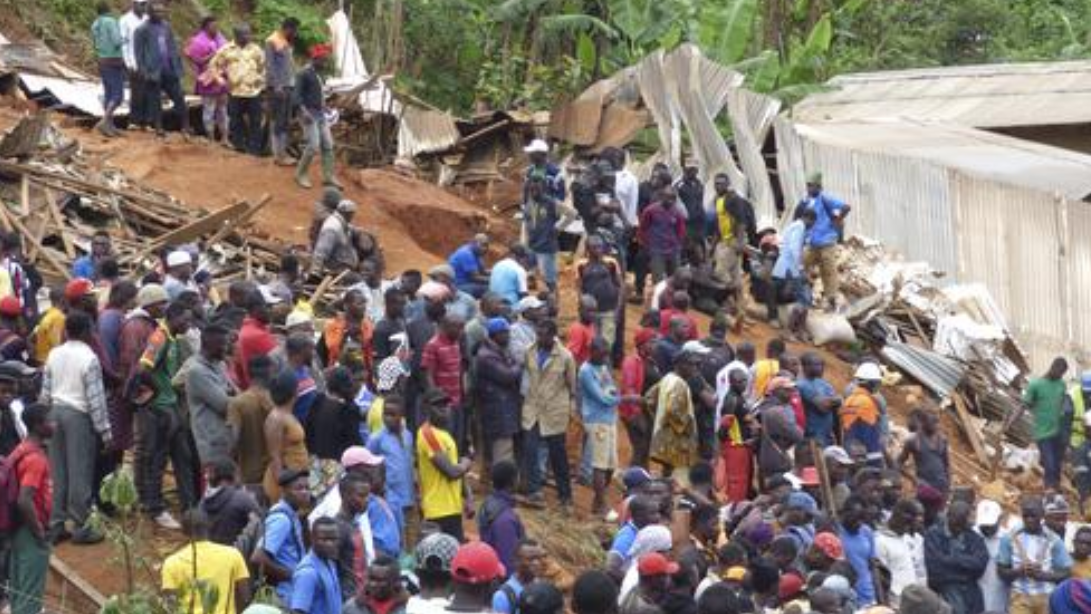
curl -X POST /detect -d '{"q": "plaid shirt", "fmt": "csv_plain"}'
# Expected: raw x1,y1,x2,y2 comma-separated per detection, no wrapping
998,527,1072,595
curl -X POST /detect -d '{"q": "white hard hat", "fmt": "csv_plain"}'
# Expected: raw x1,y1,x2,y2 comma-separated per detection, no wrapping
523,139,549,154
855,362,883,381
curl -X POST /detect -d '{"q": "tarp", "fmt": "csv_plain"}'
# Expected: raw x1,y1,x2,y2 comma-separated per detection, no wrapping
19,74,123,117
325,9,398,115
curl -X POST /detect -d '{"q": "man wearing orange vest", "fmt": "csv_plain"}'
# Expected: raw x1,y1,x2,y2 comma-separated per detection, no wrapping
841,362,884,467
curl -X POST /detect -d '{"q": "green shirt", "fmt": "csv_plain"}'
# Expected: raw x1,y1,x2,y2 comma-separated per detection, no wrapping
91,15,123,60
140,324,180,409
1024,377,1067,440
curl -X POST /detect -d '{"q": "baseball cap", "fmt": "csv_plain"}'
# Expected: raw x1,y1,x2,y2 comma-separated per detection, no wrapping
341,446,384,468
136,283,169,308
723,566,747,582
415,532,460,572
680,340,711,355
823,446,854,466
524,139,549,154
622,467,652,491
1045,494,1070,516
516,296,545,313
166,250,192,268
0,360,35,381
813,532,844,560
64,278,95,302
452,541,506,585
429,264,456,280
785,491,818,516
286,310,314,329
637,552,679,577
319,186,343,209
337,199,358,214
418,280,451,301
486,317,510,335
766,376,796,392
976,499,1002,527
0,296,20,317
277,467,308,487
778,573,805,601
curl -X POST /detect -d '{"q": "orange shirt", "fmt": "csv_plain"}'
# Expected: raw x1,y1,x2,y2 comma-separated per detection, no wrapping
841,388,880,430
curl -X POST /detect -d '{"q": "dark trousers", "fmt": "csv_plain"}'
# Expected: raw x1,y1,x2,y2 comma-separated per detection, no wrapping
1038,435,1065,489
229,95,264,155
522,424,572,503
48,404,96,529
147,74,189,132
134,405,198,515
127,69,148,126
623,413,651,468
433,514,464,543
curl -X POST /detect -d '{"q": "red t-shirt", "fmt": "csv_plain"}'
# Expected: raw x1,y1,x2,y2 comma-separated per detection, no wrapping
566,322,596,365
619,354,646,420
421,334,463,407
233,316,277,389
13,440,51,526
658,309,700,341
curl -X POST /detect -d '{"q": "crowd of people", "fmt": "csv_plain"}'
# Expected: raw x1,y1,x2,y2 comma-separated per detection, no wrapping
91,0,342,190
3,24,1091,612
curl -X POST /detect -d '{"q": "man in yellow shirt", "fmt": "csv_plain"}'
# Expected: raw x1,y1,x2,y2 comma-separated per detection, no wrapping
30,287,65,365
710,174,753,297
416,397,472,542
161,509,251,614
209,23,266,155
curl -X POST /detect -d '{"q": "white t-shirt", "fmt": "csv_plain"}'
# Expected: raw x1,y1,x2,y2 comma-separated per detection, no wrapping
407,596,450,614
308,486,376,562
615,170,640,227
875,529,926,606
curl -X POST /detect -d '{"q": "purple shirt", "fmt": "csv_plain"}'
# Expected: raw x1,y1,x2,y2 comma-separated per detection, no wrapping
479,492,524,574
639,202,686,256
184,29,227,95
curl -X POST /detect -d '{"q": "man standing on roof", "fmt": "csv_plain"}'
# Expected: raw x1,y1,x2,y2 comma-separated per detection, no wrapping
795,172,851,311
134,1,189,138
523,139,565,202
265,17,299,166
120,0,149,130
294,43,340,190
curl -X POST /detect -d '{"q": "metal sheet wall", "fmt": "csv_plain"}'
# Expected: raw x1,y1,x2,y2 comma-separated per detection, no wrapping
1065,200,1091,365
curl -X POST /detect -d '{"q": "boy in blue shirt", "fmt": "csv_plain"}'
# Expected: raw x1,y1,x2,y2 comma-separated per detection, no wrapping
290,517,342,614
579,337,621,516
367,394,416,547
253,469,310,604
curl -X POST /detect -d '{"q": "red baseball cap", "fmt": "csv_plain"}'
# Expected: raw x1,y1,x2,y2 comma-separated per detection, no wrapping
813,532,844,561
778,572,805,601
310,43,332,60
637,552,679,577
799,466,820,487
0,296,20,317
64,278,95,303
451,541,505,585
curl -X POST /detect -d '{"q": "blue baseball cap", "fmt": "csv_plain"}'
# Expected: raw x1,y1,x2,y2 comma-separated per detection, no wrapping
785,491,818,516
485,317,510,335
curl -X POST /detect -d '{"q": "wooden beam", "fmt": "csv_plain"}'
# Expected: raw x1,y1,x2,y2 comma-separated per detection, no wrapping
0,160,192,217
50,555,106,609
144,199,251,252
5,208,70,280
44,187,75,259
951,392,991,467
204,193,272,247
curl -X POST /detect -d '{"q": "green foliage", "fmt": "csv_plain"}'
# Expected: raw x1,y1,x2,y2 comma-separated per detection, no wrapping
475,54,586,111
253,0,329,50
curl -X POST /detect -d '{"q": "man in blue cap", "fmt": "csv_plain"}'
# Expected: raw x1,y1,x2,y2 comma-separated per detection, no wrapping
474,317,522,467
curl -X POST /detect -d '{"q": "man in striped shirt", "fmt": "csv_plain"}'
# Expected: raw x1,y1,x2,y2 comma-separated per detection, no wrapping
998,496,1072,614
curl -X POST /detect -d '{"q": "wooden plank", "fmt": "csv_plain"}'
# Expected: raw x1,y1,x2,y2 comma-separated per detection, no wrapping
144,199,251,251
5,209,70,279
310,270,348,305
43,187,75,258
951,392,991,466
205,193,272,247
19,174,29,216
50,555,106,609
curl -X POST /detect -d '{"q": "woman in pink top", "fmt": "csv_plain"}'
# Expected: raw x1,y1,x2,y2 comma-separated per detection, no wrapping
184,16,228,142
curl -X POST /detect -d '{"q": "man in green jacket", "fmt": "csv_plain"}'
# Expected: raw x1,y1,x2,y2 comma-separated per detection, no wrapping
91,2,125,136
1023,357,1069,491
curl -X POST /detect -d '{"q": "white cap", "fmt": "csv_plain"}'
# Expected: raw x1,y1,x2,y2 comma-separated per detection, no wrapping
516,296,546,313
855,362,883,381
285,310,313,329
523,139,549,154
258,285,284,305
337,199,358,214
166,250,192,268
976,499,1003,527
680,340,711,355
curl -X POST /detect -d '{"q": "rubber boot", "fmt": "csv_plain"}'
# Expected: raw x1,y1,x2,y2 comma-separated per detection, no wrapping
321,150,343,189
295,150,315,189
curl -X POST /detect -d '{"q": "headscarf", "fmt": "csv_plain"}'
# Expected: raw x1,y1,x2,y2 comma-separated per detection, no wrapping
629,525,673,559
377,355,409,393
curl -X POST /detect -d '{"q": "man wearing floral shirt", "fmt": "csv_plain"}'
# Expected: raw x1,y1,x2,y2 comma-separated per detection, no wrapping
211,24,266,155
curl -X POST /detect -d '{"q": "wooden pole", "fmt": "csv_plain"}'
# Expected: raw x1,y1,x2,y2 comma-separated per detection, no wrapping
810,439,837,523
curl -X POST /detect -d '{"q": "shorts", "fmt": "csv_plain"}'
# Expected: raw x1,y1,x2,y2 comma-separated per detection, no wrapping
587,422,618,471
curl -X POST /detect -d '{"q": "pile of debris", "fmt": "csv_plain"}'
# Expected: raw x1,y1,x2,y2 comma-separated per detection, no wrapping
0,113,284,285
838,236,1034,471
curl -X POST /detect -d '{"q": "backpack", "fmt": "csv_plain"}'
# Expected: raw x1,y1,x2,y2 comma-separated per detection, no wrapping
499,584,520,614
235,506,295,584
0,446,29,532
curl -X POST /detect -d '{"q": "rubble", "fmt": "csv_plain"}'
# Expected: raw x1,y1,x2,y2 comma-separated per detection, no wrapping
837,235,1035,470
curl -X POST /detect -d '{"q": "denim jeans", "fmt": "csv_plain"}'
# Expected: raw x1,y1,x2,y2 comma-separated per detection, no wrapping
523,425,571,502
300,112,334,155
99,61,125,111
1038,434,1065,489
533,251,558,288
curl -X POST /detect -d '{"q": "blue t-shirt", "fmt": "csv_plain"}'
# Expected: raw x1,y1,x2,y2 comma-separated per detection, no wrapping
263,501,305,603
289,551,342,614
367,427,415,511
838,523,877,606
368,495,403,559
491,576,525,614
449,243,484,286
488,258,528,306
797,376,837,445
72,255,95,280
579,362,619,425
803,192,845,248
610,522,638,560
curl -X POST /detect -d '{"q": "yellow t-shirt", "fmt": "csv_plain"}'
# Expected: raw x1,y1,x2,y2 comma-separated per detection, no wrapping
161,541,250,614
416,423,462,520
716,197,735,243
32,307,65,365
751,358,780,399
1073,557,1091,580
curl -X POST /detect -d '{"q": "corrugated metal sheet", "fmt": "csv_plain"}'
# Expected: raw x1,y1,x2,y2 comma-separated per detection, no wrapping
1065,200,1091,364
396,106,461,158
880,341,965,399
794,60,1091,128
727,88,781,218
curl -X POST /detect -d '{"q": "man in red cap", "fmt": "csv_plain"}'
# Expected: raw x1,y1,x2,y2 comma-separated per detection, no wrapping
621,553,677,612
293,43,340,190
448,542,506,614
0,295,29,362
755,376,803,479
